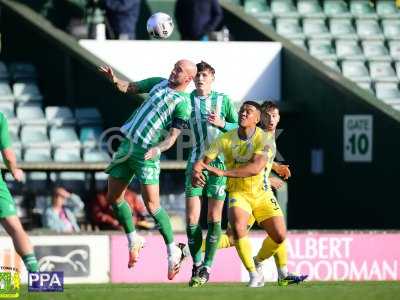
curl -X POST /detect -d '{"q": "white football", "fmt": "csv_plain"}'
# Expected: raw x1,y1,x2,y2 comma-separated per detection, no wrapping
147,12,174,39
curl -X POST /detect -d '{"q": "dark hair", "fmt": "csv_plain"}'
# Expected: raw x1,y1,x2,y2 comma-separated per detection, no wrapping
196,61,215,75
241,100,261,112
261,100,279,112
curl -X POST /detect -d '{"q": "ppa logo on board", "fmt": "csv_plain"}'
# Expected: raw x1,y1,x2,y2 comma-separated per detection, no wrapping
28,272,64,292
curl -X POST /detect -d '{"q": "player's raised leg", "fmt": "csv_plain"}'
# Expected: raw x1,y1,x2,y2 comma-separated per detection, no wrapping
106,175,144,269
142,183,188,280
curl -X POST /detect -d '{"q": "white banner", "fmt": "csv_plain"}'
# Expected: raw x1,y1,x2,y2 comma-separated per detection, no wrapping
80,40,282,103
0,235,109,284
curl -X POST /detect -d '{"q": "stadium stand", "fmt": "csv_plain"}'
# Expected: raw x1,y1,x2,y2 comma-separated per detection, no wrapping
0,62,111,228
238,0,400,111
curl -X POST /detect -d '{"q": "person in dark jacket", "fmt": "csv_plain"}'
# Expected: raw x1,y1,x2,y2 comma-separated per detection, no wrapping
103,0,141,39
175,0,223,40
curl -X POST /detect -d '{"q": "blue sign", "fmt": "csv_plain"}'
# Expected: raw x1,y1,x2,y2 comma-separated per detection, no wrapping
28,272,64,292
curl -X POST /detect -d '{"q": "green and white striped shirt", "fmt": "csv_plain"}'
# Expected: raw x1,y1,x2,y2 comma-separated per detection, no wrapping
188,90,238,163
121,77,191,149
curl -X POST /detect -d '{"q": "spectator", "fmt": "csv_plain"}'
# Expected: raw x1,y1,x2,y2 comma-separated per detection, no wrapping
103,0,141,40
91,187,152,230
42,187,84,233
175,0,223,41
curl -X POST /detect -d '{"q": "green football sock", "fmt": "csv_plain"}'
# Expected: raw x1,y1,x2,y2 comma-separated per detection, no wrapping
22,253,39,272
112,200,135,233
186,224,203,265
152,207,174,245
204,221,222,268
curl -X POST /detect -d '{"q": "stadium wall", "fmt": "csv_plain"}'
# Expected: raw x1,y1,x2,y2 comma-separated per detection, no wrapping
220,1,400,230
1,232,399,283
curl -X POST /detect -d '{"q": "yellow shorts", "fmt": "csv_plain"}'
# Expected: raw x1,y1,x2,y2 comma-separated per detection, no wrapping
228,189,283,224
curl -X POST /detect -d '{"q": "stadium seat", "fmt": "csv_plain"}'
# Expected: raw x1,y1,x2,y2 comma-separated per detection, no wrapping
75,107,102,126
369,61,398,82
9,62,38,81
350,0,378,19
24,147,51,162
324,0,352,18
329,19,358,40
336,40,365,60
53,148,81,162
356,81,373,93
322,60,341,72
83,148,110,162
16,106,47,126
341,60,371,82
270,0,299,17
361,41,391,61
375,82,400,104
13,82,43,106
356,20,384,40
244,0,271,18
303,19,332,39
0,62,9,80
290,38,307,49
256,15,273,27
45,106,75,126
49,126,81,148
80,126,103,149
308,39,337,60
275,18,305,39
388,41,400,60
382,20,400,40
0,82,15,103
20,125,50,149
376,1,400,19
297,0,325,18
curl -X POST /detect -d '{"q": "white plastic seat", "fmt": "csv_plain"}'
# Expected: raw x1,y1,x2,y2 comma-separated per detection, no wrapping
297,0,325,18
382,19,400,40
16,106,47,126
341,60,371,82
376,1,400,19
323,60,340,72
375,82,400,104
388,41,400,60
13,82,43,105
362,41,391,61
356,19,384,40
350,0,378,19
369,61,398,82
275,18,305,39
83,149,110,162
324,0,352,18
9,63,38,81
308,39,337,60
20,125,50,149
271,0,299,17
49,126,81,148
336,40,365,60
329,19,358,40
45,106,75,126
303,19,331,39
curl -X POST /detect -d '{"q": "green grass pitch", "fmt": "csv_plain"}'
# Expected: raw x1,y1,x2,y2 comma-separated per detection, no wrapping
20,282,400,300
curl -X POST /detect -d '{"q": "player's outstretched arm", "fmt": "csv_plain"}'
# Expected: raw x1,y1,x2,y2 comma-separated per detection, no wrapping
1,148,24,182
144,128,182,160
98,65,139,94
269,176,284,190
